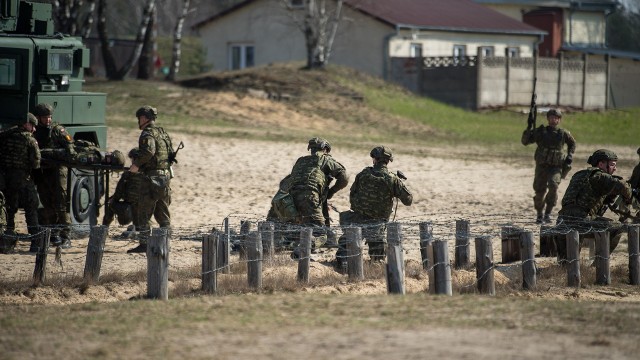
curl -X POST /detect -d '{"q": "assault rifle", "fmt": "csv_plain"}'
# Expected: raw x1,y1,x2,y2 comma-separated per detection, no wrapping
168,141,184,165
393,170,408,221
527,77,537,130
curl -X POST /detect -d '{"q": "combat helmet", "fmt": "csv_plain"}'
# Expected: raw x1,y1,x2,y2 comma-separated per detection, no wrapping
547,108,562,118
587,149,618,166
128,147,139,159
111,201,133,226
370,146,393,162
107,150,125,167
135,105,158,120
307,137,331,153
26,113,37,126
636,147,640,155
33,103,53,117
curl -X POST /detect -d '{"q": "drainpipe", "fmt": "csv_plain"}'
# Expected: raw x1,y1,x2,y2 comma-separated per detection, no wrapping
383,25,401,81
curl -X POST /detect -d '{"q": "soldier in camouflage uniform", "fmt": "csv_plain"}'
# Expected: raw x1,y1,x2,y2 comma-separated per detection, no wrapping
522,109,576,224
0,113,41,251
32,103,75,248
287,137,348,257
555,149,632,260
335,146,412,263
102,148,141,227
127,106,174,254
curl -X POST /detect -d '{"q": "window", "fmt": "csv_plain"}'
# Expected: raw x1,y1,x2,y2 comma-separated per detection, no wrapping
453,45,466,58
479,46,494,57
507,47,520,58
410,43,423,58
229,44,255,70
0,57,17,87
289,0,304,8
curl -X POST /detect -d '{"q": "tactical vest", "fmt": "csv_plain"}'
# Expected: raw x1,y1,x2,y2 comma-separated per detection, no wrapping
141,126,173,171
351,167,394,220
290,155,327,193
0,129,35,170
534,127,567,166
34,123,69,149
561,168,603,216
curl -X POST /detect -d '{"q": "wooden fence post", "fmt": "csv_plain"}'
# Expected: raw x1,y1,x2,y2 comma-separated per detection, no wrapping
219,218,230,274
259,221,275,261
239,220,255,260
501,226,521,263
247,231,263,290
419,222,435,294
594,230,610,285
202,232,218,294
83,225,108,285
539,225,558,257
297,228,312,283
345,226,364,281
455,219,470,269
475,236,495,295
33,228,51,286
386,222,405,295
566,230,581,288
520,230,536,290
432,239,452,295
147,228,169,300
629,225,640,285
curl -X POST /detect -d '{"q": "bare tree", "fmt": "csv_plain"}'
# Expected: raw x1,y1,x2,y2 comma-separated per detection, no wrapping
97,0,157,80
50,0,97,38
166,0,192,81
138,6,158,80
281,0,344,69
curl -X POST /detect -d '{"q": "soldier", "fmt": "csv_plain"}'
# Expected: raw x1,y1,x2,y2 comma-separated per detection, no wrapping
32,103,75,248
286,137,348,257
335,146,412,264
127,106,174,254
0,113,41,251
102,148,139,227
555,149,633,260
521,108,576,224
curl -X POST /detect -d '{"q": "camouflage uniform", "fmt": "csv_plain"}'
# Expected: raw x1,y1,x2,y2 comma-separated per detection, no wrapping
0,121,41,237
33,113,75,243
336,147,412,261
556,151,632,259
102,171,145,227
521,117,576,222
131,121,173,246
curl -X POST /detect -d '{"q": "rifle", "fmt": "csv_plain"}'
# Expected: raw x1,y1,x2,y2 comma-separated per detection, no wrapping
527,77,537,130
168,141,184,165
393,170,408,221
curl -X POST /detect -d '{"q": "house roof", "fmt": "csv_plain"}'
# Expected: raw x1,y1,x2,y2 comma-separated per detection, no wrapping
344,0,546,35
193,0,546,36
562,45,640,61
473,0,617,11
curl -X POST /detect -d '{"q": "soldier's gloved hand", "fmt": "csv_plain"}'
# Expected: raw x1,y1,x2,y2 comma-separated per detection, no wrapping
564,154,573,165
326,188,336,200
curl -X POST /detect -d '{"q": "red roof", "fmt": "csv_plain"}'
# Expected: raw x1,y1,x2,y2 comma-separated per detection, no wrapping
345,0,545,34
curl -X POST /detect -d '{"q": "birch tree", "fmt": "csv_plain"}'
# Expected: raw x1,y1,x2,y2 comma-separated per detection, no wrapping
51,0,97,38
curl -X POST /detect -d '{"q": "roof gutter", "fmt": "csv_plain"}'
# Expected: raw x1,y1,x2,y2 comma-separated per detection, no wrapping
394,23,546,36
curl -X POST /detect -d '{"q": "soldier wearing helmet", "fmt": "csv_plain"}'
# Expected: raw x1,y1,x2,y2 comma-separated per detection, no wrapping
555,149,633,259
521,108,576,224
282,137,348,258
102,148,146,229
32,103,75,248
127,106,175,253
335,146,412,265
0,113,41,251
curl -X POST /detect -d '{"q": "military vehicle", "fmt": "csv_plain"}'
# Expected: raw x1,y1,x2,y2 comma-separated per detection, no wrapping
0,0,107,226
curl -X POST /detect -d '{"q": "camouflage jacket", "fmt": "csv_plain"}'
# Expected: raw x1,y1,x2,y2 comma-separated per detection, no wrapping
350,163,412,220
133,123,173,173
289,153,348,197
0,127,41,172
521,125,576,167
560,167,632,219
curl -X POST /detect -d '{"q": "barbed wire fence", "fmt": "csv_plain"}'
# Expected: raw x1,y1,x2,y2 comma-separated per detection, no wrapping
1,212,639,299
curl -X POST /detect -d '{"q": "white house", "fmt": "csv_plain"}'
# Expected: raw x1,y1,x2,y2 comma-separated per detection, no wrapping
192,0,546,79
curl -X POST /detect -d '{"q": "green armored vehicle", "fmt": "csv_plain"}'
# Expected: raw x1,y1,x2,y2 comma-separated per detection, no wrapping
0,0,107,226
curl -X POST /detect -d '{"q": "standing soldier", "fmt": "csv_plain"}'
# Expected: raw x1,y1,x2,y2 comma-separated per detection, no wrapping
32,103,75,248
287,137,348,257
556,149,633,260
0,113,41,251
335,146,412,264
127,106,174,254
521,109,576,224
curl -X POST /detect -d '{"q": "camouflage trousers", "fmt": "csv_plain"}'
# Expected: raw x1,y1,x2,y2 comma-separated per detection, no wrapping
286,189,328,249
3,171,40,235
34,167,70,239
533,164,562,215
336,210,387,261
555,213,624,260
133,176,171,245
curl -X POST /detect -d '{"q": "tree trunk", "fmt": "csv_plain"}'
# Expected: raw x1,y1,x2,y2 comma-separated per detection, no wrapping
97,0,119,78
137,7,156,80
166,0,191,82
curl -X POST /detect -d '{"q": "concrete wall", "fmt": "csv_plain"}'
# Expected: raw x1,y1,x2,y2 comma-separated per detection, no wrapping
610,57,640,108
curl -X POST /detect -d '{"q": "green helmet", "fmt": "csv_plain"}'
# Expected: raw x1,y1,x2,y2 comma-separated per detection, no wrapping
33,103,53,117
135,105,157,120
128,147,139,159
26,113,37,125
370,146,393,162
547,109,562,118
108,150,125,166
636,147,640,155
307,137,331,153
588,149,618,166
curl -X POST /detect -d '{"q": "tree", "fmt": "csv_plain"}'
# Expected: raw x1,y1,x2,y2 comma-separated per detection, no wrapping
166,0,192,81
607,8,640,52
97,0,157,80
50,0,97,38
281,0,344,69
